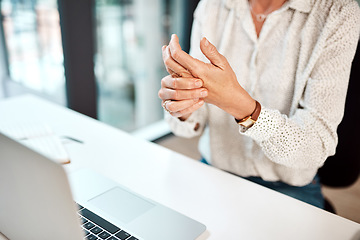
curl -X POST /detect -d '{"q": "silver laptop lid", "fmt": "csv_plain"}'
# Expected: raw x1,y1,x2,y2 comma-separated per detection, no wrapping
0,132,83,240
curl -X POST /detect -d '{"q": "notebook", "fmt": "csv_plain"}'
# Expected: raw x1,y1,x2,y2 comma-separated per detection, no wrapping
0,132,206,240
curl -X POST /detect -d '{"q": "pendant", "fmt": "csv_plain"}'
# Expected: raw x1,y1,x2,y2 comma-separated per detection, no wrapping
255,14,266,22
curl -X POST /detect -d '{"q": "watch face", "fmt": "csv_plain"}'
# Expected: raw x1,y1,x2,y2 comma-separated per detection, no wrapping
239,117,256,128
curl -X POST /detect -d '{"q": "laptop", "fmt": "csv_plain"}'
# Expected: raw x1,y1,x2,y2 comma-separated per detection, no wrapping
0,132,206,240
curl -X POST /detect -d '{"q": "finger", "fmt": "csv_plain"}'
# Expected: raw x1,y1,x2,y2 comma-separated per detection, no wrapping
169,99,205,118
162,45,192,77
161,75,203,90
162,45,179,76
164,64,179,78
200,37,227,70
166,46,193,77
165,99,201,113
158,87,208,101
169,34,203,76
162,45,176,76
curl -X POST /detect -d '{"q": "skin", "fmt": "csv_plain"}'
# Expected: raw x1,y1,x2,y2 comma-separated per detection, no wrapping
158,0,287,121
250,0,287,36
158,35,255,121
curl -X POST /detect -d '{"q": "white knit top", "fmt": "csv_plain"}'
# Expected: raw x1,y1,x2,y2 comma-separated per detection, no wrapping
165,0,360,186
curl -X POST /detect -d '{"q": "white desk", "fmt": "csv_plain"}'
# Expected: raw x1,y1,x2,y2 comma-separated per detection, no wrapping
1,95,360,240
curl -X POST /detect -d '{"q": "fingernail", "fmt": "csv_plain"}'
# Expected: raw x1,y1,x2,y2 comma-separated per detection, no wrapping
195,80,202,87
198,100,204,105
201,90,208,97
204,37,209,47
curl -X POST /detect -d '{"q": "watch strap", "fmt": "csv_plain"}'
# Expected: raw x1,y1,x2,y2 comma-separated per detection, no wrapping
235,100,261,126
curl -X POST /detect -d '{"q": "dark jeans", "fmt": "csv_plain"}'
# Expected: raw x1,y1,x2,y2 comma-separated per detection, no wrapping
200,158,325,209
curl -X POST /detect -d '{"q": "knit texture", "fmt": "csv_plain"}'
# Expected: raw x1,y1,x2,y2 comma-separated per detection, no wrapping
165,0,360,186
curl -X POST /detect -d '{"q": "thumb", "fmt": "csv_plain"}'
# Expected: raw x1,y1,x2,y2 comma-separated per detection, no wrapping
200,37,226,69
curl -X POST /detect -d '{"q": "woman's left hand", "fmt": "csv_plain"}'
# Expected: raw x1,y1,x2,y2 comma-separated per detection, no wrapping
168,34,256,120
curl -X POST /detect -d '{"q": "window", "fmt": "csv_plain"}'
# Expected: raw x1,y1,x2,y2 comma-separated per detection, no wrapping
94,0,193,132
0,0,65,104
95,0,165,131
1,0,198,138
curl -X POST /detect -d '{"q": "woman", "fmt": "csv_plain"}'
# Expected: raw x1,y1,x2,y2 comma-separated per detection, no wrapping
158,0,360,208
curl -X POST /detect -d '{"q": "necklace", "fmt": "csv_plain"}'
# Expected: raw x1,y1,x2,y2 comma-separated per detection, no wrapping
249,1,275,23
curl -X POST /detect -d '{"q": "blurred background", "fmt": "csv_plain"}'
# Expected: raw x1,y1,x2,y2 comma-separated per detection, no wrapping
0,0,199,138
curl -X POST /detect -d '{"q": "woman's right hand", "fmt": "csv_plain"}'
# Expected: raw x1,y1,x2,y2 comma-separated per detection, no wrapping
158,45,207,120
158,75,207,120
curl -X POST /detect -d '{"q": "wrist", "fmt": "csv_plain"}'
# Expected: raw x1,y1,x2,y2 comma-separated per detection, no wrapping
234,100,261,121
226,89,256,120
234,100,261,130
234,99,257,120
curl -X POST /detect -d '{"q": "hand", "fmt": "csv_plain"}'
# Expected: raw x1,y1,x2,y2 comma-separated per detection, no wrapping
162,44,192,78
168,34,256,120
158,75,207,119
159,43,208,120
